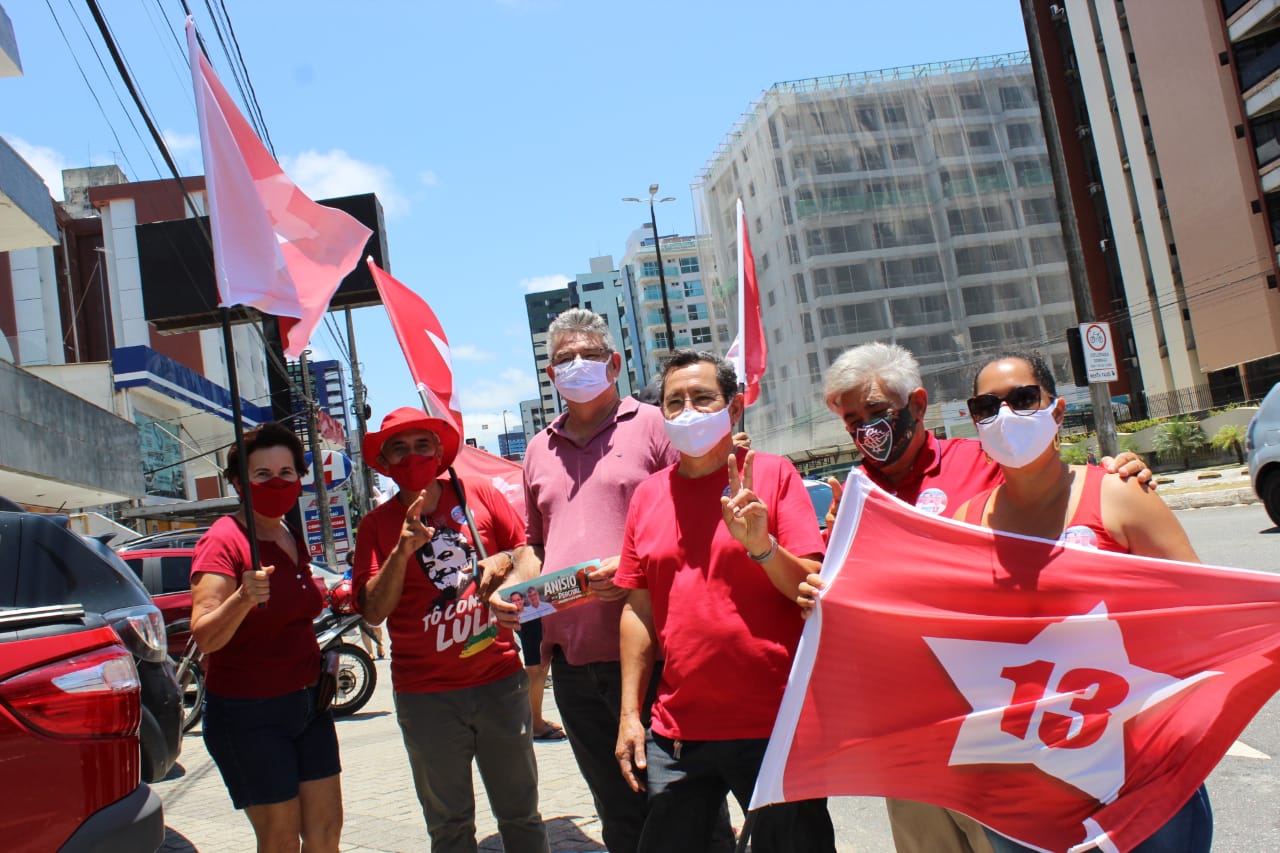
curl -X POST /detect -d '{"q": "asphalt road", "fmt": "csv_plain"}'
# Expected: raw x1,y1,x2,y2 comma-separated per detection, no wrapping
826,502,1280,852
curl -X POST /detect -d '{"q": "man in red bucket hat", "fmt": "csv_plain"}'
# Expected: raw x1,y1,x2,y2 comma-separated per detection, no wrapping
352,407,548,853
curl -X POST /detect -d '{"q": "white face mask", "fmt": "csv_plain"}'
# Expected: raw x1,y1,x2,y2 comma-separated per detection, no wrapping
553,357,612,403
663,407,732,458
976,405,1060,469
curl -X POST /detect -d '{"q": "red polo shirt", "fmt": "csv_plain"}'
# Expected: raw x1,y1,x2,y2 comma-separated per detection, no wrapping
861,433,1003,517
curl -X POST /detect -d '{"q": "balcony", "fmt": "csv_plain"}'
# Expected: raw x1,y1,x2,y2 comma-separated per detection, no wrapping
943,173,1012,198
795,188,931,217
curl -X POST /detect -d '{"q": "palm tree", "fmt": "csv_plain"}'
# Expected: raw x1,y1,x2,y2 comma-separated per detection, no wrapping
1211,424,1247,465
1151,417,1208,470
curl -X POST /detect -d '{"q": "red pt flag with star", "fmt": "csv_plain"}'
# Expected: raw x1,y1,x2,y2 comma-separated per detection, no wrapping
753,469,1280,853
367,258,465,438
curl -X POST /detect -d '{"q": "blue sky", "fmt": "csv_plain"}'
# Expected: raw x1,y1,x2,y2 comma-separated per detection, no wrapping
3,0,1028,453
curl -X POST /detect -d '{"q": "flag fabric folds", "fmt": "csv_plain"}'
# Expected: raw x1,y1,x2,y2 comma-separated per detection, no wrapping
733,197,767,405
366,258,465,438
186,19,370,359
452,444,525,518
753,469,1280,853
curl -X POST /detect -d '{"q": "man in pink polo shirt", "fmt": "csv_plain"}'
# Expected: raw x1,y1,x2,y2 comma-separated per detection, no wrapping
515,308,683,853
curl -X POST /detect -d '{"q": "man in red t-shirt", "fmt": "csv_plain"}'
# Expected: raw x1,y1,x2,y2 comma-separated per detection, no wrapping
814,342,1151,853
613,351,836,853
352,408,548,853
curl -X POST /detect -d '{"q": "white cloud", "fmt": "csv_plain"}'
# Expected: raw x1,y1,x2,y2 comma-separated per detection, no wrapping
452,344,495,363
419,169,439,187
520,273,571,294
279,149,409,217
457,367,538,413
162,129,202,176
6,135,70,200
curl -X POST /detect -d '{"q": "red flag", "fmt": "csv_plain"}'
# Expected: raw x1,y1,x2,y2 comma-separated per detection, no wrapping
366,258,464,437
754,470,1280,852
452,444,524,519
186,20,371,359
732,198,767,406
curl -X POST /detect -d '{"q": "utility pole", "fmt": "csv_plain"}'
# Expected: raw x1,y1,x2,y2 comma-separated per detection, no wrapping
300,350,338,568
345,306,374,515
1021,0,1118,457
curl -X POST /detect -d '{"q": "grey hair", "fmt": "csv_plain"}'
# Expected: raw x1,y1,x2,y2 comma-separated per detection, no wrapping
547,308,615,355
823,342,922,412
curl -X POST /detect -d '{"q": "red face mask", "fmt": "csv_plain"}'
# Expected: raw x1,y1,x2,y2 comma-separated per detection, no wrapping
245,477,303,518
387,454,440,493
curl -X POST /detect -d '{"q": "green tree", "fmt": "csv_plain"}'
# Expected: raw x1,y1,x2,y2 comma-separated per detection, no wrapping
1151,417,1207,470
1211,424,1247,465
1059,441,1089,465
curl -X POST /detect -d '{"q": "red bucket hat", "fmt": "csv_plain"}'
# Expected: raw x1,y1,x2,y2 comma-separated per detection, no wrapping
362,407,461,475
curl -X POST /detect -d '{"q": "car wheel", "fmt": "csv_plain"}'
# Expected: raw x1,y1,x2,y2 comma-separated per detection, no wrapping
1264,474,1280,528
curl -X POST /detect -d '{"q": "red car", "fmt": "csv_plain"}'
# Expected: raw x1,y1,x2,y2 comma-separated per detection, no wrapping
0,604,164,852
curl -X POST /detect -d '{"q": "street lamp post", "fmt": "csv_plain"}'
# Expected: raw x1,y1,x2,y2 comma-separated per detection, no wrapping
623,184,677,354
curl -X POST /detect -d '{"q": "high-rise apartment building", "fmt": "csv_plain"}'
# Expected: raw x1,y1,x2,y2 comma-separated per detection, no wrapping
288,358,349,435
1025,0,1280,413
618,226,724,383
698,53,1080,458
569,255,641,397
524,287,575,425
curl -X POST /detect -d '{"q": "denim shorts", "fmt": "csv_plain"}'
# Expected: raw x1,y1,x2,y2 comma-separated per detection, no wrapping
203,685,341,809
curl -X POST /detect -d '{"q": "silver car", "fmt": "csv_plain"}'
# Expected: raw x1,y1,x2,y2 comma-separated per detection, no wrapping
1246,382,1280,526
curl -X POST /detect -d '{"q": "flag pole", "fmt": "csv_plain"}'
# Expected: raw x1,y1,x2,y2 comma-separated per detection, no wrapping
220,306,264,590
415,383,489,563
734,812,757,853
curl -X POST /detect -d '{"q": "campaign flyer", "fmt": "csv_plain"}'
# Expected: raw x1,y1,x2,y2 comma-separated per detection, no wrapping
501,559,599,623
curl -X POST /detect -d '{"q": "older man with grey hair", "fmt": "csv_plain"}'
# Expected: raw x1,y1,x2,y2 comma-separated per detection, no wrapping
815,341,1150,853
505,308,735,853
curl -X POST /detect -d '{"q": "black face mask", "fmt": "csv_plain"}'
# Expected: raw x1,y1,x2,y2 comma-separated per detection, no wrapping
852,407,917,467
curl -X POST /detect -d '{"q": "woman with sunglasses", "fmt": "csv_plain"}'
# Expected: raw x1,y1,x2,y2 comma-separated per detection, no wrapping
190,422,342,852
953,351,1211,853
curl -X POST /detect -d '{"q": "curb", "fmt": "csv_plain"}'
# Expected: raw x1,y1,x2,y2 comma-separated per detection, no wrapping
1161,487,1258,511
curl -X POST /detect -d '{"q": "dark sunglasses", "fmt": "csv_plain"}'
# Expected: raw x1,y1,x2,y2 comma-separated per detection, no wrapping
966,384,1046,424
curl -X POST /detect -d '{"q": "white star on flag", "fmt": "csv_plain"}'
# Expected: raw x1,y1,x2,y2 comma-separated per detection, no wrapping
925,603,1219,803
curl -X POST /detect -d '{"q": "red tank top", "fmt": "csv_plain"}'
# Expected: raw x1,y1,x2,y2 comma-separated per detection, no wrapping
962,465,1126,553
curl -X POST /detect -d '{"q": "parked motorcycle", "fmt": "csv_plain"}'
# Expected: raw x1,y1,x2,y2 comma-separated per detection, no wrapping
315,576,377,717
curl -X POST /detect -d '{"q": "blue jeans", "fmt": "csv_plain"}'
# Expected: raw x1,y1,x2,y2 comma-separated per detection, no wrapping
639,732,834,853
985,785,1212,853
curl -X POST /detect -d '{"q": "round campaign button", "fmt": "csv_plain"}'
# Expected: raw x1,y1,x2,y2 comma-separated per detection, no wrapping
451,506,467,525
1061,525,1099,549
915,488,948,515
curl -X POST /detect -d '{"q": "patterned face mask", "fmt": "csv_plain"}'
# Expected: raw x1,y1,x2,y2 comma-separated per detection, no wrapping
852,407,917,466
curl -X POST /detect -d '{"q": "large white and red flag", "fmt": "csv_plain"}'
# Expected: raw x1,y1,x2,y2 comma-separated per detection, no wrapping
366,258,464,438
727,198,767,405
452,444,525,518
186,19,370,359
753,470,1280,853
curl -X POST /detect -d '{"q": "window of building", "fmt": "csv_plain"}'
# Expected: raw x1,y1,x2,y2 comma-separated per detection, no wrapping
1000,86,1029,110
874,217,934,249
801,312,815,343
813,263,878,296
793,273,808,303
773,327,783,344
883,103,908,126
581,281,604,291
967,129,995,150
819,302,888,336
814,149,856,175
679,257,700,274
890,141,916,161
787,235,801,265
962,281,1033,315
1021,197,1059,225
1007,123,1037,149
856,106,880,131
806,225,870,255
959,90,986,111
889,294,950,325
807,352,821,380
947,203,1014,236
885,252,947,289
861,145,887,170
767,290,777,308
683,279,703,297
654,332,669,350
774,157,787,187
691,326,712,344
782,197,794,225
1030,235,1067,265
1037,274,1071,305
954,242,1023,276
642,261,660,277
687,302,706,321
749,181,756,198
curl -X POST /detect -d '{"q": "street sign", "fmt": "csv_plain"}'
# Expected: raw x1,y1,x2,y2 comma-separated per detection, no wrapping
300,491,352,561
1079,322,1118,383
301,450,353,493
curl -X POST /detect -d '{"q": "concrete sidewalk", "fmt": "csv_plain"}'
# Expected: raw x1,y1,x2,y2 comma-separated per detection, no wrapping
155,658,618,852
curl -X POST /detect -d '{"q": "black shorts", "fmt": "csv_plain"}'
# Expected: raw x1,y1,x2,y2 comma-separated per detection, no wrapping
520,617,544,666
203,684,341,809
